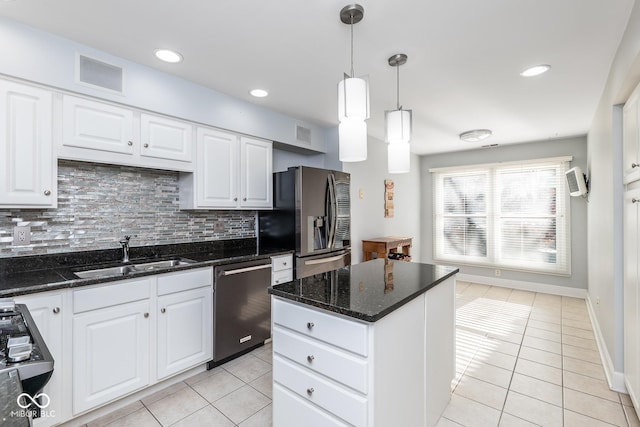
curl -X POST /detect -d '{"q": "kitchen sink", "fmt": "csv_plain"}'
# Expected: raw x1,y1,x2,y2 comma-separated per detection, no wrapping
74,258,194,279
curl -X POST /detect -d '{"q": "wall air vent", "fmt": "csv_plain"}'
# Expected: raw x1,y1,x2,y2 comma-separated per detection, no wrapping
77,54,124,93
295,125,312,145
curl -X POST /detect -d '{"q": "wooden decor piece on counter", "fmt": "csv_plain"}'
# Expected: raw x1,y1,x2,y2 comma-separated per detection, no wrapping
362,236,412,262
384,179,394,218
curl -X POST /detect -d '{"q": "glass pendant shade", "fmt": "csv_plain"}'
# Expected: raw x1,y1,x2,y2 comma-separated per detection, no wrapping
338,76,370,121
388,141,410,173
339,119,367,162
385,109,411,144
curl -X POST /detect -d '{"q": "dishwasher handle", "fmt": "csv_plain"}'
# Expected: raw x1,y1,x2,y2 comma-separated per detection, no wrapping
221,264,272,276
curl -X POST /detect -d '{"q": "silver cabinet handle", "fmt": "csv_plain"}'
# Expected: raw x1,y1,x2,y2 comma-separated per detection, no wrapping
307,355,314,363
307,322,314,330
633,198,639,203
306,387,314,396
52,307,60,314
44,190,51,196
144,143,149,148
144,312,149,318
632,163,640,168
128,141,133,146
161,308,166,313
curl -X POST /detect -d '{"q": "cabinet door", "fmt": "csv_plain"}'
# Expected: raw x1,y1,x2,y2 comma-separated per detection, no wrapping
62,95,134,155
624,88,640,182
196,127,238,208
15,292,64,427
157,286,213,380
240,136,272,208
624,187,640,408
0,80,55,207
72,300,150,415
140,113,193,163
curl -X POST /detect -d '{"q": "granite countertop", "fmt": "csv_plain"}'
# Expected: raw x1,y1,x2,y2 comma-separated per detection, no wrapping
0,239,292,297
268,258,459,322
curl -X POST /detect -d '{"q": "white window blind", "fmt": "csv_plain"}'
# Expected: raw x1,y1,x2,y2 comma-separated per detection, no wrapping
432,158,571,275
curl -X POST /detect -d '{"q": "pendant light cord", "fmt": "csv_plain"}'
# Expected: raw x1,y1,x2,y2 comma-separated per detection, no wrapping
350,14,355,77
396,64,400,110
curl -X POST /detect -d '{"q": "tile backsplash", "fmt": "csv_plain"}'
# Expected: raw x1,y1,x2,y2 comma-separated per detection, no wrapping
0,160,257,258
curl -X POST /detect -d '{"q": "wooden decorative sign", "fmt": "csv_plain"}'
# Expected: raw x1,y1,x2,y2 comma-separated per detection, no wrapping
384,179,394,218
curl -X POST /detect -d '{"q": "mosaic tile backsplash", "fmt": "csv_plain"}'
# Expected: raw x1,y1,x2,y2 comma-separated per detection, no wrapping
0,160,257,258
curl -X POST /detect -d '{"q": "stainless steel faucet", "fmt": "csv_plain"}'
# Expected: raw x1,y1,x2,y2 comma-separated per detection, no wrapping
119,235,131,263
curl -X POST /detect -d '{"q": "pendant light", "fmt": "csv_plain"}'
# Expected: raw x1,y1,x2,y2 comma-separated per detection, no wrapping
386,53,411,173
338,4,369,162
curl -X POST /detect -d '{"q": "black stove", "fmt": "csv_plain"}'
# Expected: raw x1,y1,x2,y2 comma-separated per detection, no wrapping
0,299,54,418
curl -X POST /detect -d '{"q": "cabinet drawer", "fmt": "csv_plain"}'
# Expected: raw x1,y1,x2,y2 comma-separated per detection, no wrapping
273,298,368,356
73,277,151,313
272,269,293,286
273,355,367,426
273,383,349,427
273,326,368,393
157,267,213,296
272,254,293,272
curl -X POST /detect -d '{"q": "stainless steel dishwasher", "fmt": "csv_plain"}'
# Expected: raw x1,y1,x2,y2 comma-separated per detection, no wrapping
208,258,272,368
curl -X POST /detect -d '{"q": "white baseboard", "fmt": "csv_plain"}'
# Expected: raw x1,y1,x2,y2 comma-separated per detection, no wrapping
456,273,587,298
585,294,627,393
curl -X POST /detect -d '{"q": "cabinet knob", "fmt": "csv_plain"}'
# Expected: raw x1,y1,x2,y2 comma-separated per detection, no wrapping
144,312,149,318
243,197,247,201
128,140,133,146
44,190,51,196
306,387,314,396
234,197,238,201
283,262,287,266
633,163,640,168
633,198,639,204
52,307,60,314
161,308,166,313
144,143,149,148
307,322,314,330
307,355,314,363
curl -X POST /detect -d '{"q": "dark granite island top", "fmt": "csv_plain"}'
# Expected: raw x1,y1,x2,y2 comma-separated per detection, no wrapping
268,258,458,322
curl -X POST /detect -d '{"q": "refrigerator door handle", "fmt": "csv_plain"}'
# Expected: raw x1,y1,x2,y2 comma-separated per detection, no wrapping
304,254,346,265
327,173,337,249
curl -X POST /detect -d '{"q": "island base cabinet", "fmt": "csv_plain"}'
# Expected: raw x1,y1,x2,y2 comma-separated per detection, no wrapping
72,300,151,415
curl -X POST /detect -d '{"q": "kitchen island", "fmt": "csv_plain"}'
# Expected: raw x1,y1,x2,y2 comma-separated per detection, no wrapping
269,258,458,427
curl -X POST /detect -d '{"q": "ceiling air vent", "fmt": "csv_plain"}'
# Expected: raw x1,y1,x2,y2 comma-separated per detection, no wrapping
77,54,124,93
295,125,312,145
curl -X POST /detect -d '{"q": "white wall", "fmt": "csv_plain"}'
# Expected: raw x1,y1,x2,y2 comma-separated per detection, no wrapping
419,136,588,292
343,137,422,264
587,0,640,390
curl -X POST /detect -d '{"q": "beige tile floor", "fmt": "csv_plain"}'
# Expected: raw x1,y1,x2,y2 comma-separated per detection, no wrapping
85,281,640,427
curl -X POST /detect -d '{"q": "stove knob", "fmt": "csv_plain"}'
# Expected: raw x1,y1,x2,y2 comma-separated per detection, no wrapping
52,307,60,314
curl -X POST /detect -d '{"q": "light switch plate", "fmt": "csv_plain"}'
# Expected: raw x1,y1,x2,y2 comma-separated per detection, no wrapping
13,226,31,246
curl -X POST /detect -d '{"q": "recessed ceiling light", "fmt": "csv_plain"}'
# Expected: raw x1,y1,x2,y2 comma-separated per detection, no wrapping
154,49,183,63
520,64,551,77
460,129,492,142
249,89,269,98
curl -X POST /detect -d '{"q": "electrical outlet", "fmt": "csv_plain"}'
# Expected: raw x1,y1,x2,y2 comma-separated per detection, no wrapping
495,269,501,277
13,226,31,246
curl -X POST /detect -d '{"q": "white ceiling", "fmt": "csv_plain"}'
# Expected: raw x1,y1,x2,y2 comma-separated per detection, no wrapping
0,0,635,155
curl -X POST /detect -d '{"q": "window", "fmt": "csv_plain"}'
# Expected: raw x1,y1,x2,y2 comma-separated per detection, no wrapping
432,157,570,275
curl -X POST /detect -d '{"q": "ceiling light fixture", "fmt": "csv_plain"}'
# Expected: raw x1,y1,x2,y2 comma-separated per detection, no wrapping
386,53,411,174
154,49,183,63
249,89,269,98
338,3,368,162
460,129,492,142
520,64,551,77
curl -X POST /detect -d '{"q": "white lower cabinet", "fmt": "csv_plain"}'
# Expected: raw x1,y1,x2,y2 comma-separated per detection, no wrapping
624,184,640,409
14,291,65,427
70,267,213,416
272,275,455,427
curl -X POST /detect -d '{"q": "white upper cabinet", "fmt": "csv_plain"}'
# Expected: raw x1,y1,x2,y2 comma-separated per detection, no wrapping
0,80,56,208
60,95,194,172
624,83,640,183
180,127,272,210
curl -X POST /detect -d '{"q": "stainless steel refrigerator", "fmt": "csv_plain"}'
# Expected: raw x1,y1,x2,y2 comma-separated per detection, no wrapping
258,166,351,278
